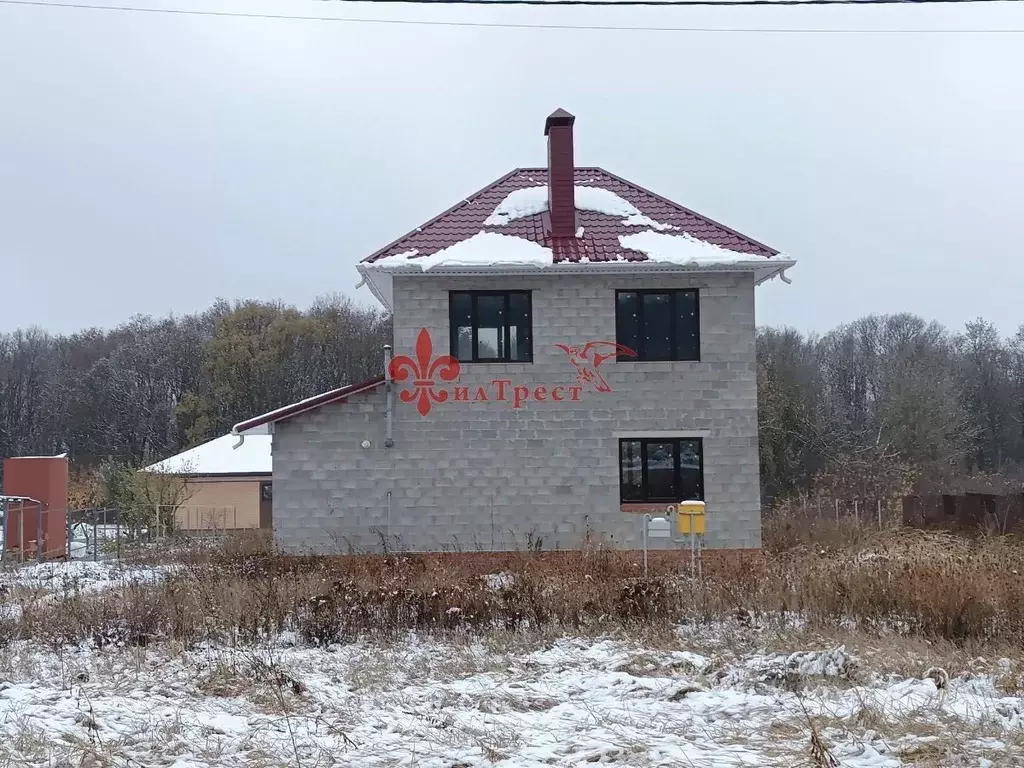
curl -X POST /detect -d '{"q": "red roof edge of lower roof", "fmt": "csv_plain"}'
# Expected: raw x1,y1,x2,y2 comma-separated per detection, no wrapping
232,376,386,435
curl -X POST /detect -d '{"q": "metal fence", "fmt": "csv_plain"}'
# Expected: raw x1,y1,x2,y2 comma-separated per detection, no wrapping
62,507,245,561
767,496,902,530
1,498,64,563
161,505,242,533
67,508,127,561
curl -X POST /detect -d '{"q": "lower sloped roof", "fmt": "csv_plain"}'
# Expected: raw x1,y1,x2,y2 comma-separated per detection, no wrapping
144,433,272,476
231,377,386,436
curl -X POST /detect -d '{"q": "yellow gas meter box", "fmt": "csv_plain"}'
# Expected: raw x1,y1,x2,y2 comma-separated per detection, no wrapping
677,500,706,535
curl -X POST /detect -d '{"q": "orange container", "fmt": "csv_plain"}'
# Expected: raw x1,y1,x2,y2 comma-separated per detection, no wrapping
3,456,69,559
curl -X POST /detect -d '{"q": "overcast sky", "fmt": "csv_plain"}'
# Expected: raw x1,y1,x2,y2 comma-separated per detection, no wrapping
2,0,1023,337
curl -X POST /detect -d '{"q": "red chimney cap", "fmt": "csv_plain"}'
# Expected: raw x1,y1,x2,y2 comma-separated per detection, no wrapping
544,108,575,135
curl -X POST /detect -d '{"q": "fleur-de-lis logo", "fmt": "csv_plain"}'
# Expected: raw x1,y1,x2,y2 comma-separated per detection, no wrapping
389,328,461,416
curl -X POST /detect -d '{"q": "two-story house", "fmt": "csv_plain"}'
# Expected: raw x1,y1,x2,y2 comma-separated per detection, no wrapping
232,110,795,555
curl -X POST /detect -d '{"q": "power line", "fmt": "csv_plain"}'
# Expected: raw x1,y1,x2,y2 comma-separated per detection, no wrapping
2,0,1023,32
3,0,1023,8
313,0,1024,3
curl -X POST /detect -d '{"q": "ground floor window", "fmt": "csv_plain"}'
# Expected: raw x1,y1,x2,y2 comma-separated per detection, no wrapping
619,438,704,502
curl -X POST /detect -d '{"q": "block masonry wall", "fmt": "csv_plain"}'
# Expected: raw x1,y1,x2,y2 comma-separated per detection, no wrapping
272,272,760,554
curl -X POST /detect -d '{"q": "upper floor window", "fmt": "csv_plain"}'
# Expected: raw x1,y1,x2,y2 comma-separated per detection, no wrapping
449,291,533,363
619,437,704,503
615,290,700,361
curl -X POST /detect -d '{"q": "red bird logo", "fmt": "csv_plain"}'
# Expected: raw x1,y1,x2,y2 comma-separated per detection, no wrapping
553,341,637,393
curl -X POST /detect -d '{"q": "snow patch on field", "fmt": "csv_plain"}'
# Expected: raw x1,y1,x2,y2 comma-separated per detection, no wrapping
0,560,178,595
0,634,1019,766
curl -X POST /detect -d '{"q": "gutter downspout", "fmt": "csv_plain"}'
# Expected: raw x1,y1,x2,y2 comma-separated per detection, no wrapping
384,344,395,448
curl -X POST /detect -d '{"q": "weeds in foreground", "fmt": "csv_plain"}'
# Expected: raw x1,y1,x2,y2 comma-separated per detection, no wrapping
3,529,1024,648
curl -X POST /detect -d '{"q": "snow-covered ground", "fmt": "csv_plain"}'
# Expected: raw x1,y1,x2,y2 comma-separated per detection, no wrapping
0,562,1020,766
0,629,1019,766
0,559,177,596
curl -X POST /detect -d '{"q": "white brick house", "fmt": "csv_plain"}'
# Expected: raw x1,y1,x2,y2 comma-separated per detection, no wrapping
233,110,794,555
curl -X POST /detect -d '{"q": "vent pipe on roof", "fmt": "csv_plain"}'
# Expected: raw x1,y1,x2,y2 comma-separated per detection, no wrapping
544,108,577,238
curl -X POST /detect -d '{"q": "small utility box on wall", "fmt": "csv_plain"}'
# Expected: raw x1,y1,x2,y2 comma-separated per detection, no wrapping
2,455,69,561
646,516,672,539
677,500,706,535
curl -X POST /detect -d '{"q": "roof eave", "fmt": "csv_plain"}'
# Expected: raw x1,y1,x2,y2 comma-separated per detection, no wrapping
363,258,796,285
150,471,273,479
356,263,393,313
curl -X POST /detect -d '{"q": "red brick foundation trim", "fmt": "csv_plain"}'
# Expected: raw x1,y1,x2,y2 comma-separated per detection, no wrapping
619,503,681,515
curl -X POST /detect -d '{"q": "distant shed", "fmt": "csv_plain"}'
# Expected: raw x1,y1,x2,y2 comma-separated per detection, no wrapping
903,492,1024,534
143,429,272,531
2,455,69,559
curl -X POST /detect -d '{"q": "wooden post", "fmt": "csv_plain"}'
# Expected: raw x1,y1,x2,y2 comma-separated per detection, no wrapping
835,498,840,524
877,499,883,530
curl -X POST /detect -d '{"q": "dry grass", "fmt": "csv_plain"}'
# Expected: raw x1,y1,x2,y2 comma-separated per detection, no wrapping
3,528,1024,650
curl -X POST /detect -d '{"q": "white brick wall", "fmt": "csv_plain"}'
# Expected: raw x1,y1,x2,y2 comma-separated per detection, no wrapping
273,272,761,554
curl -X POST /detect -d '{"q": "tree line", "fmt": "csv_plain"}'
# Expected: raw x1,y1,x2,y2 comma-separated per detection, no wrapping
758,314,1024,502
1,300,1022,505
0,295,391,473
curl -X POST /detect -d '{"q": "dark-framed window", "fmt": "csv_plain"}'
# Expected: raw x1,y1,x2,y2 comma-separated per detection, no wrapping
619,438,704,503
615,290,700,361
260,481,273,502
449,291,532,363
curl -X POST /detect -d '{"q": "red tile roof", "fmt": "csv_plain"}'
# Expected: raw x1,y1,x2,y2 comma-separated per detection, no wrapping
362,167,778,265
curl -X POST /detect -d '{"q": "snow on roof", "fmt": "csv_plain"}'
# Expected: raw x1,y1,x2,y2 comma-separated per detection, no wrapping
574,187,678,231
369,231,552,271
618,230,772,267
483,187,548,226
483,185,677,231
143,433,272,476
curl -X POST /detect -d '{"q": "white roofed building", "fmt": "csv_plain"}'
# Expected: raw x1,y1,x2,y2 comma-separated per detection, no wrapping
143,427,273,532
